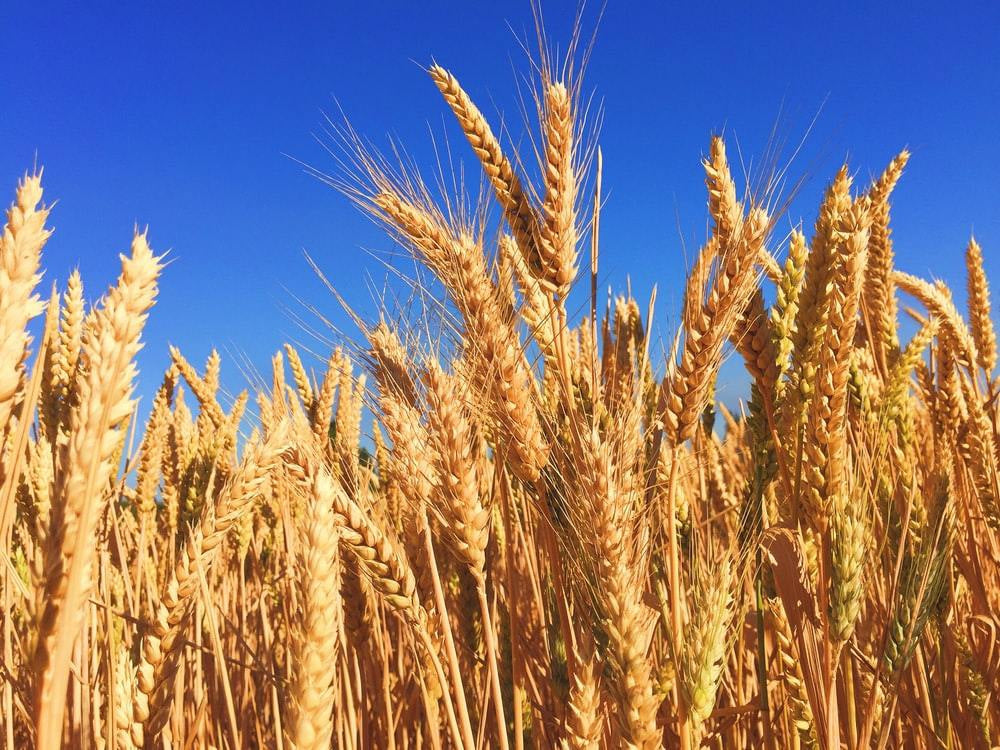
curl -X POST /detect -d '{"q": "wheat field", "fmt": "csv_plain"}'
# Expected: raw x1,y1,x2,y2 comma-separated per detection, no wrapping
1,40,998,750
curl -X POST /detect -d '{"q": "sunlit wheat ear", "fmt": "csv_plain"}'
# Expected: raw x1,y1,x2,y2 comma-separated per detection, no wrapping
283,342,314,409
965,237,996,375
324,462,434,635
367,321,418,406
958,377,1000,531
765,600,817,747
41,268,84,440
170,345,226,428
0,172,50,433
800,197,872,534
424,359,488,577
561,417,659,749
366,175,550,483
862,150,909,363
955,630,992,746
538,81,578,298
134,375,172,519
703,137,741,245
564,629,603,750
309,345,345,442
114,650,143,750
33,230,162,750
428,64,542,273
770,229,808,393
662,141,768,446
895,270,979,370
778,167,852,443
828,486,869,643
333,357,364,494
285,466,342,750
733,287,780,408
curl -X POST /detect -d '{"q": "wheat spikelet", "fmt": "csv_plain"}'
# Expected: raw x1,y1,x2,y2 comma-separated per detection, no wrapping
327,468,424,624
41,268,84,440
500,232,558,357
285,466,342,750
449,235,550,481
569,421,659,749
563,630,603,749
169,345,227,429
33,230,162,750
955,628,992,746
965,237,996,375
25,434,54,628
664,202,767,444
429,64,541,273
769,230,808,396
895,270,979,370
113,651,142,750
679,556,734,731
378,384,435,512
310,346,344,441
538,81,578,298
734,288,780,405
703,137,741,246
284,343,315,410
882,476,953,676
828,486,869,642
882,319,939,432
333,357,364,493
134,375,172,518
799,198,872,532
862,150,909,364
957,380,1000,530
424,359,489,576
367,321,418,406
765,600,817,747
0,172,50,434
371,189,550,481
779,167,852,444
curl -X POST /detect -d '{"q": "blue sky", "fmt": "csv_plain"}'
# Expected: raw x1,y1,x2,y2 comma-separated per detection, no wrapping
4,1,999,410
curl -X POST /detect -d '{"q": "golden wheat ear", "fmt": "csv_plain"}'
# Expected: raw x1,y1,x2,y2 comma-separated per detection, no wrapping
965,237,997,376
34,230,162,750
0,172,50,434
429,64,542,274
284,465,342,750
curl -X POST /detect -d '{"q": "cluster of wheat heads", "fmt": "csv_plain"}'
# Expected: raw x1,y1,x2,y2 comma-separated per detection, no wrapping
2,55,1000,750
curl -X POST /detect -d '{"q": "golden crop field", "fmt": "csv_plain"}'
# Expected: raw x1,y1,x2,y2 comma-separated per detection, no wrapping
1,37,998,750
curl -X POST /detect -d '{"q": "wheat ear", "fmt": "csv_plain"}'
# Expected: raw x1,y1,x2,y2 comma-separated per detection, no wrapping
862,150,908,365
538,81,578,298
285,466,342,750
33,231,161,750
429,64,541,274
965,237,996,375
41,268,84,440
0,172,50,434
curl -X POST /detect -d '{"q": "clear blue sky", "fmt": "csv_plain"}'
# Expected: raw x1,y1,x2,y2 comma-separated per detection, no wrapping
4,1,999,409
